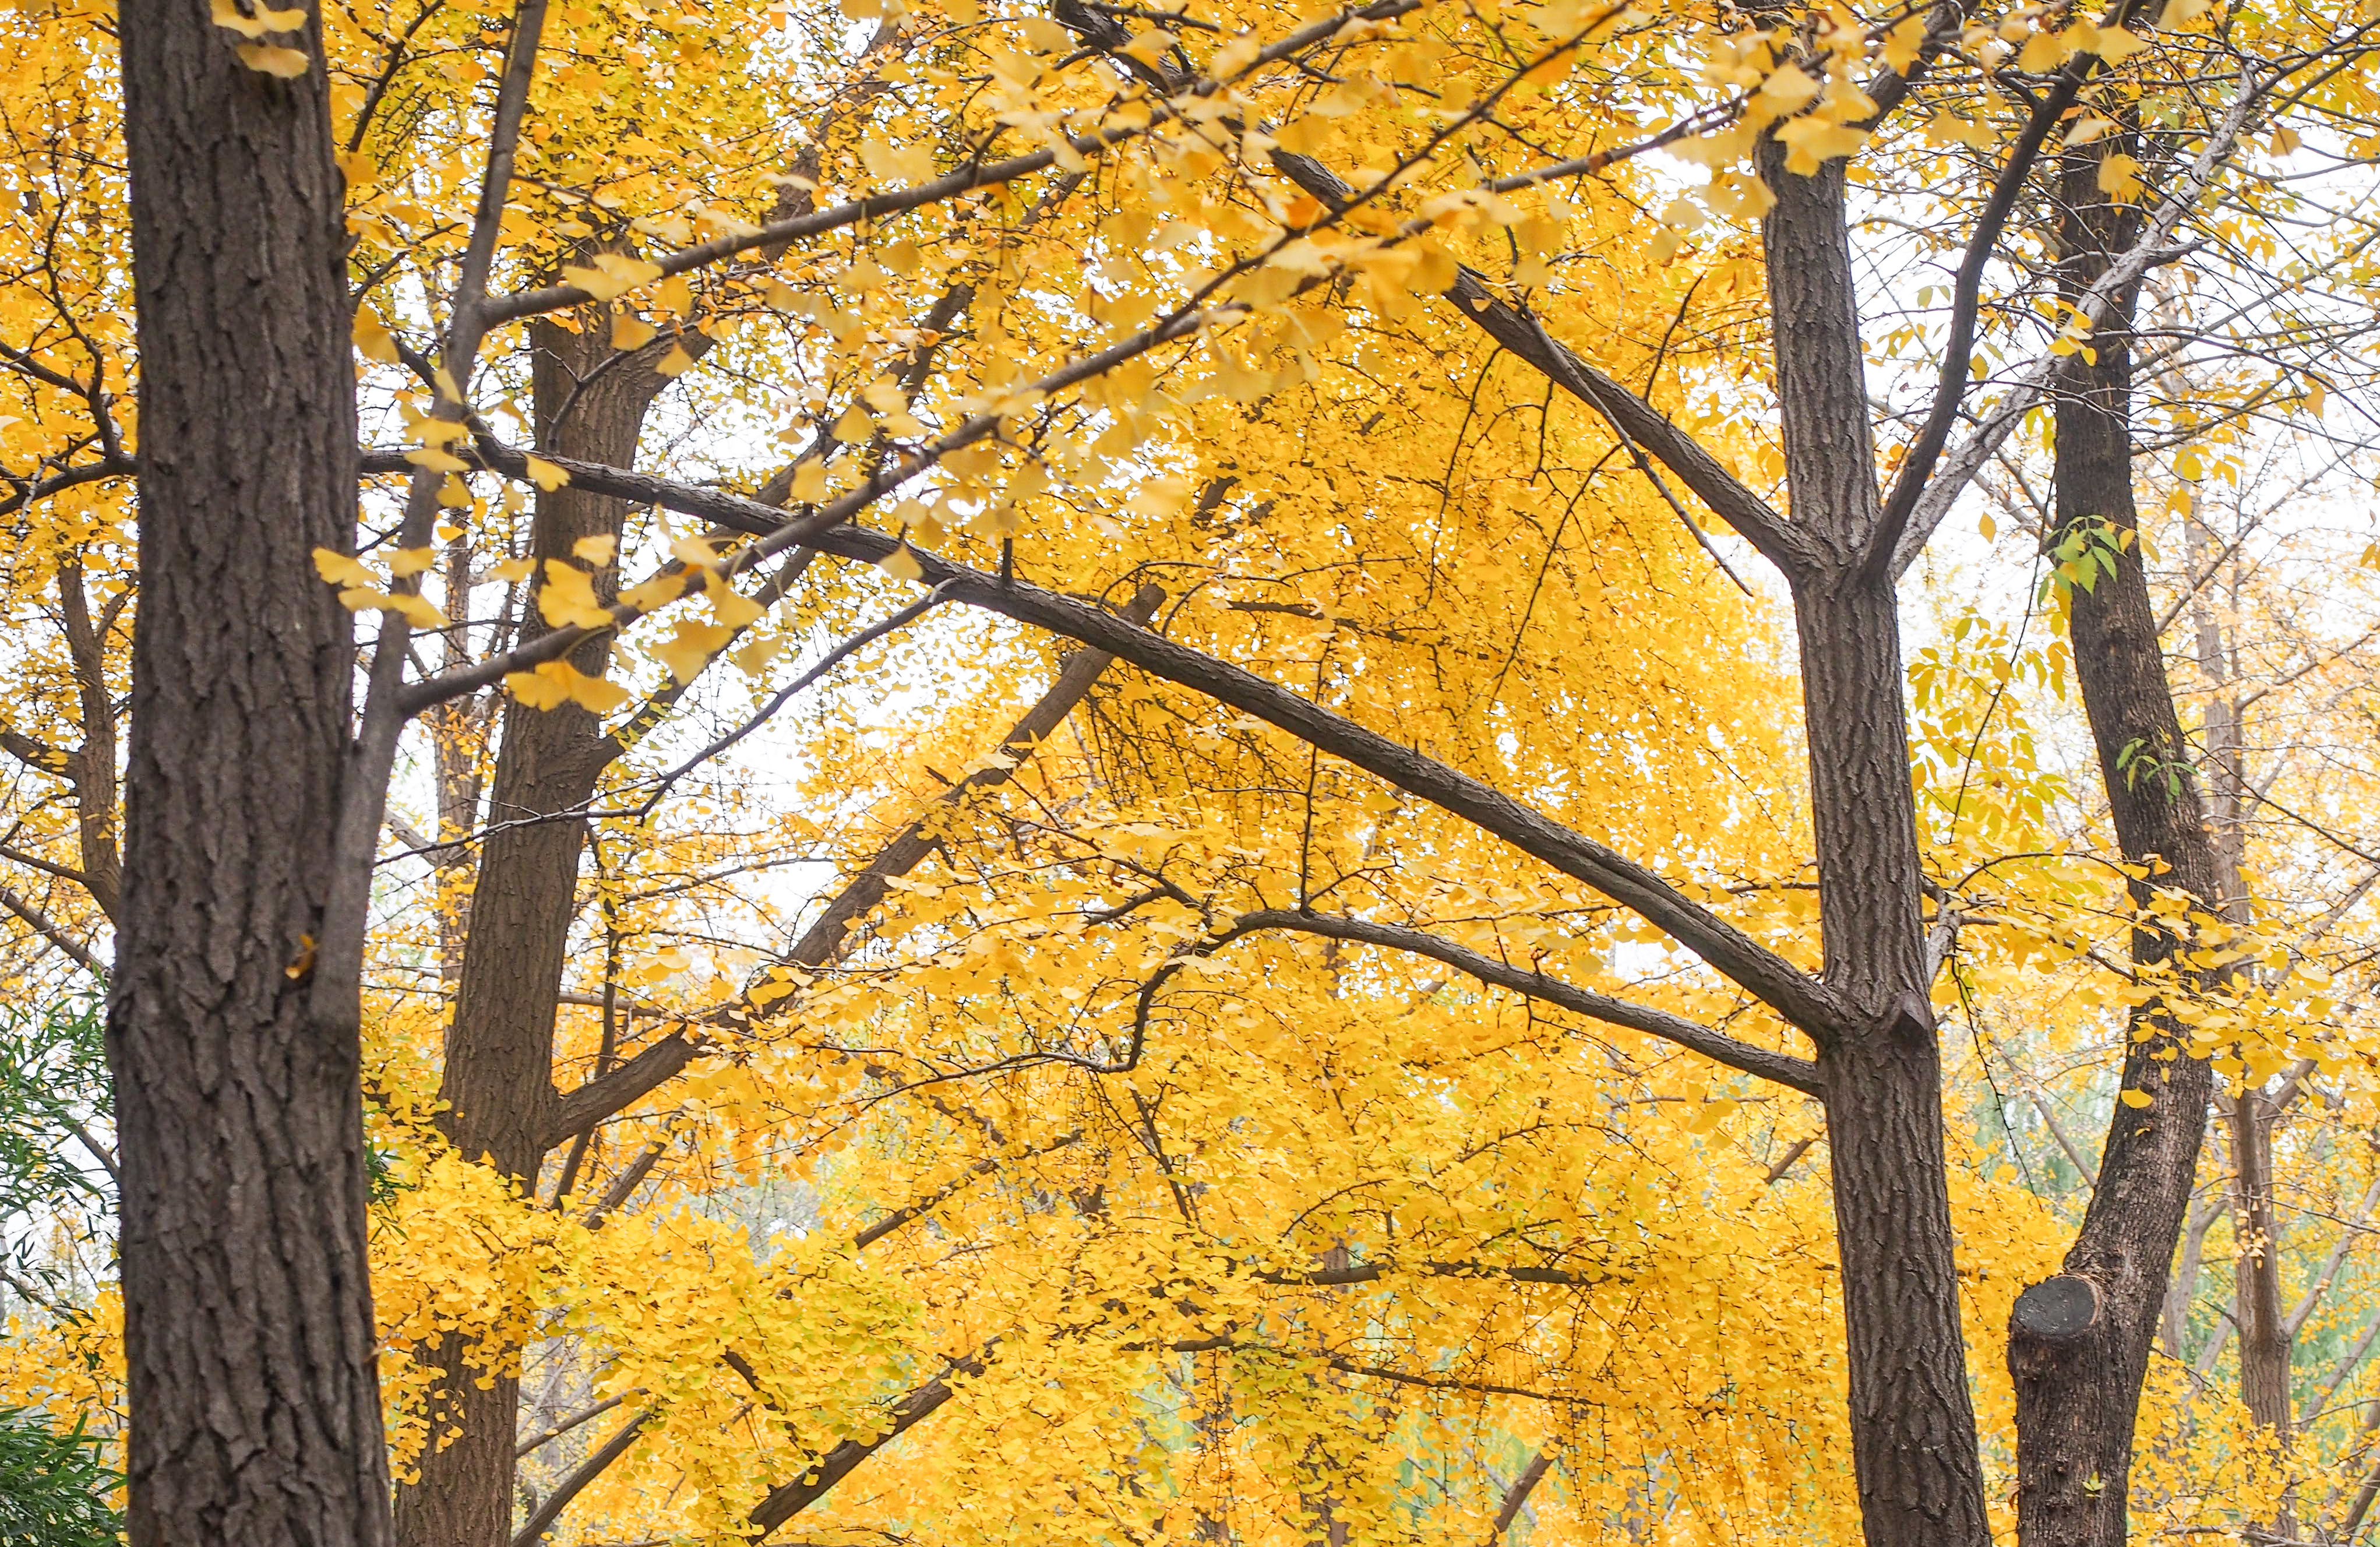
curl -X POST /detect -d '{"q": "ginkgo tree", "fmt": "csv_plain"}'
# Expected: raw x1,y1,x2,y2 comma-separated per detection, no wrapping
10,0,2380,1541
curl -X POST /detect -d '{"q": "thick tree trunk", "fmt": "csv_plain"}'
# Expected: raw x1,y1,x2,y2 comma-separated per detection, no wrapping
111,7,391,1545
1760,145,1993,1547
394,315,679,1547
2008,135,2223,1547
1800,578,1993,1547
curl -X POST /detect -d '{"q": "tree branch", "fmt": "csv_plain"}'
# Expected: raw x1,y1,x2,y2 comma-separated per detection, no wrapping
313,0,555,1030
0,883,103,977
778,582,1164,970
473,1,1419,327
1890,71,2265,575
537,585,1165,1149
746,1352,990,1538
1264,150,1820,577
460,452,1847,1040
1225,908,1820,1094
1488,1451,1554,1539
1867,61,2088,577
851,1131,1084,1252
507,1409,647,1547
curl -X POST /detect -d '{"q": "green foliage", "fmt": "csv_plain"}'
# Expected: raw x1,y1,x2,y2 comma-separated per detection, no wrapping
0,1406,118,1547
2044,515,2138,600
0,998,112,1304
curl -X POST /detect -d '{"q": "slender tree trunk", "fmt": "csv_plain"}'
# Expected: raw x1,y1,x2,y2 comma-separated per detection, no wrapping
2007,132,2224,1547
111,7,391,1544
2230,1093,2295,1447
1760,145,1993,1547
394,313,682,1547
2182,494,2297,1532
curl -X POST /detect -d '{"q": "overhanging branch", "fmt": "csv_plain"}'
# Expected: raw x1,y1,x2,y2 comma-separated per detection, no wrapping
484,450,1846,1039
1226,908,1820,1094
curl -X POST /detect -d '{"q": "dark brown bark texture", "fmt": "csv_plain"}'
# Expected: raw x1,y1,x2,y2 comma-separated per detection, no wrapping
2008,136,2223,1547
1759,144,1993,1547
112,5,392,1545
395,315,677,1547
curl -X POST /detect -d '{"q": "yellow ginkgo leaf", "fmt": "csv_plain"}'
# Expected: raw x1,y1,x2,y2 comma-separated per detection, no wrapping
562,265,636,302
237,43,312,76
505,660,627,713
405,447,470,474
2092,23,2147,61
706,574,766,629
388,547,436,577
573,534,618,566
2064,114,2116,149
877,544,925,581
312,548,375,588
211,0,308,38
611,312,657,351
352,306,399,363
833,403,875,443
1755,63,1820,111
732,636,782,675
2016,28,2071,71
788,460,830,502
619,572,690,612
1777,117,1868,177
858,135,937,185
566,669,632,713
489,556,535,584
652,620,737,684
537,562,612,630
2118,1088,2155,1108
524,456,570,491
670,534,722,569
503,664,572,711
391,593,449,630
654,344,696,378
2097,152,2145,200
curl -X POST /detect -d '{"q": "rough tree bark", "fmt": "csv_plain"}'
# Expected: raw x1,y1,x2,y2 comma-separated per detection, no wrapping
111,5,392,1544
1759,143,1994,1547
2007,129,2226,1547
395,309,686,1547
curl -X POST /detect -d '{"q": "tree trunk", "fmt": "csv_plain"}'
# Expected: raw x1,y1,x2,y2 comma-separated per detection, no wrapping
111,6,391,1545
394,313,680,1547
2229,1093,2294,1446
1760,143,1993,1547
2180,484,2297,1532
2007,132,2224,1547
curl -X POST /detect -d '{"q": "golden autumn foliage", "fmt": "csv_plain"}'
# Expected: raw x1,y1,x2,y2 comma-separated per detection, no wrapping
9,0,2380,1540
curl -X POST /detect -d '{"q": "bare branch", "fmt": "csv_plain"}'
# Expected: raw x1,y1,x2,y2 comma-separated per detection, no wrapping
538,586,1163,1148
1867,61,2089,576
852,1130,1084,1251
515,1393,629,1460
